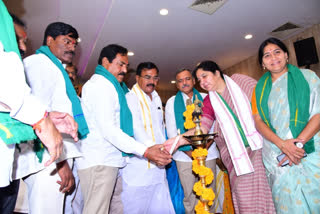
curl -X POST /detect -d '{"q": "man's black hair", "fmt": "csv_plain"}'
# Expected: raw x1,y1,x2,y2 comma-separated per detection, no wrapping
42,22,79,45
136,62,159,76
98,44,128,65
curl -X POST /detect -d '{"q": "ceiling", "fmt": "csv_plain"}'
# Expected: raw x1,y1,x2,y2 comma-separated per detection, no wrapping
4,0,320,91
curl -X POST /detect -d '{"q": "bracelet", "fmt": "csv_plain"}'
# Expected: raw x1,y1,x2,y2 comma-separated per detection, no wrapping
143,148,149,158
32,111,48,133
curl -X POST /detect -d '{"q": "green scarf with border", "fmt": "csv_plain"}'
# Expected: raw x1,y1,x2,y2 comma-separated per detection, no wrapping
174,88,203,151
0,2,44,161
0,0,20,58
255,64,314,153
0,1,37,144
36,46,89,140
217,94,249,147
94,65,133,156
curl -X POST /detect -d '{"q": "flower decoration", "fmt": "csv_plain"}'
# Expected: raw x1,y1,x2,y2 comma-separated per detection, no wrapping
192,160,201,174
192,147,208,159
195,201,211,214
192,148,215,214
183,103,196,129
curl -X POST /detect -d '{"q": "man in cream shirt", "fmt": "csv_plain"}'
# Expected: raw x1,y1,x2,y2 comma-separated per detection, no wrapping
165,69,220,214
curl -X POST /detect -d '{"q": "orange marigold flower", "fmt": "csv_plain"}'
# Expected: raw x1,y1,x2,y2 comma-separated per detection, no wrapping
193,181,203,196
202,188,215,202
192,148,208,159
192,160,200,174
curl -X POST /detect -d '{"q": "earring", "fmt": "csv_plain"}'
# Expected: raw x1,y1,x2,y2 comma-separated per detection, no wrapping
286,58,289,63
263,65,266,70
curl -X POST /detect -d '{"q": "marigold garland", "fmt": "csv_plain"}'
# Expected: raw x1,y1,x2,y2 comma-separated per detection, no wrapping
192,147,208,159
195,200,211,214
192,148,215,214
183,103,196,129
184,102,214,214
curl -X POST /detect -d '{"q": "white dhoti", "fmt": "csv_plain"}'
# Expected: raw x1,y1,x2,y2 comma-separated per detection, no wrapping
23,163,65,214
121,156,175,214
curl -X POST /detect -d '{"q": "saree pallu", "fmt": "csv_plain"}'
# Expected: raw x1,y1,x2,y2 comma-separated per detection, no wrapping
261,70,320,214
202,74,275,214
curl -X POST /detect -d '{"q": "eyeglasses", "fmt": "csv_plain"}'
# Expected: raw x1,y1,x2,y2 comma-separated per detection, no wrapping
140,75,160,81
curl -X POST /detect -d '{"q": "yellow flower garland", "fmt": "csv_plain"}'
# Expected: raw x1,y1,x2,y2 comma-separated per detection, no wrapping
192,148,215,213
195,201,211,214
183,103,215,214
192,147,208,159
183,103,196,129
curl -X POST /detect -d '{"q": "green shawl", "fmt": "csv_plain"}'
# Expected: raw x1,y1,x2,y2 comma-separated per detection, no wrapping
0,0,20,58
36,46,89,140
0,1,37,145
255,64,314,153
95,65,133,156
174,88,203,151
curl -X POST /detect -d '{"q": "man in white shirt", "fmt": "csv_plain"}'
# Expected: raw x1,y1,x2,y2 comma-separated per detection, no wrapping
165,69,219,214
13,22,87,214
120,62,175,213
78,45,176,214
0,4,76,213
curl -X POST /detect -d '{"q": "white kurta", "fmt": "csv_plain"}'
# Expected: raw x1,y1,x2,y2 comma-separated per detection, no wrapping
0,42,46,187
121,85,175,214
12,53,81,180
11,53,81,214
165,92,219,162
77,74,147,170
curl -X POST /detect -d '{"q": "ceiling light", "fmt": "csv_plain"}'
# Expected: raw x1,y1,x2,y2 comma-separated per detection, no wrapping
245,34,253,39
171,80,176,84
128,51,134,56
160,9,169,16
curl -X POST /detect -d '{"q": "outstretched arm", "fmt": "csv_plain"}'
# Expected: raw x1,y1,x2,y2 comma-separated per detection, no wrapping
49,111,79,142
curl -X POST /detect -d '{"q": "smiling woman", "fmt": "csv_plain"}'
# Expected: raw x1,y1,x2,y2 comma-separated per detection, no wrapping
192,60,276,213
253,37,320,214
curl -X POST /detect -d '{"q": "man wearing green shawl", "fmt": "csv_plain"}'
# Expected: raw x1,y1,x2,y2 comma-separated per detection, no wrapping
78,44,175,214
165,69,220,214
0,3,75,213
13,22,86,214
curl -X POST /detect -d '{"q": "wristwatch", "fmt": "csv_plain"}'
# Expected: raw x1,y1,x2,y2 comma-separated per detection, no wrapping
295,142,304,148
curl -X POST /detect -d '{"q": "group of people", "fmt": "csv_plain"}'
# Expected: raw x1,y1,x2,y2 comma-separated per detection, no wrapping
1,1,320,213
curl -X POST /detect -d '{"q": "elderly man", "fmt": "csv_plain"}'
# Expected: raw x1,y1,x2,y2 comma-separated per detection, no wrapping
0,3,75,213
12,22,87,214
119,62,175,213
165,69,220,214
78,44,187,214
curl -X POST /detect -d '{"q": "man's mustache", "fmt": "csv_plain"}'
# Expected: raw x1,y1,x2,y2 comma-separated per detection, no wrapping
118,72,126,76
65,51,75,56
147,84,155,88
182,84,190,88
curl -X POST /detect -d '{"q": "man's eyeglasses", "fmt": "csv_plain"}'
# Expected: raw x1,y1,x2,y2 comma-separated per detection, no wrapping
140,75,160,81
